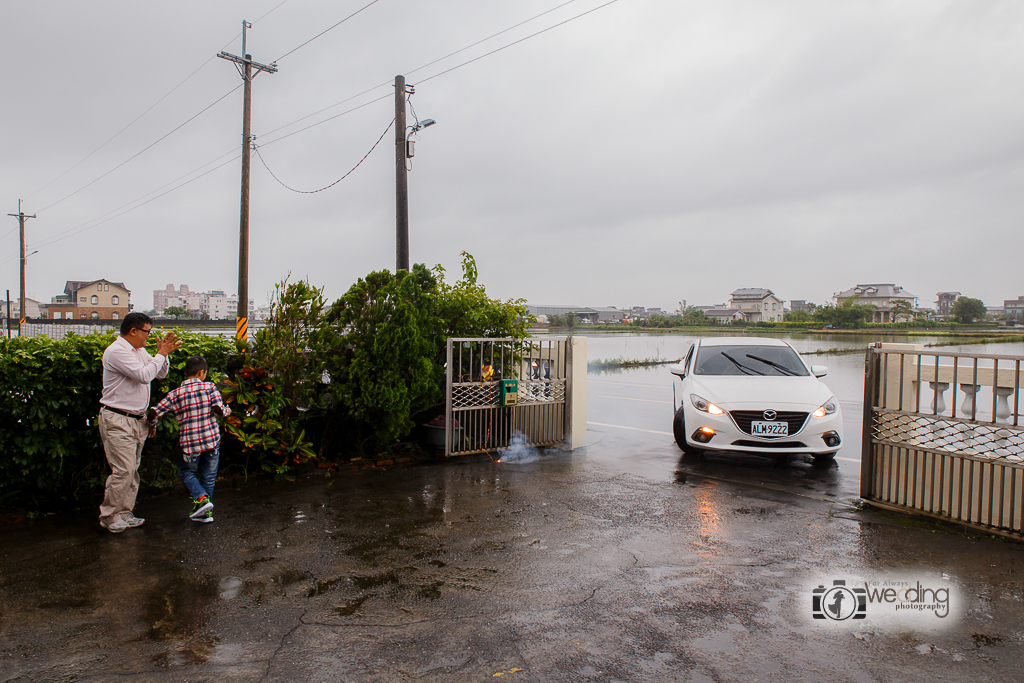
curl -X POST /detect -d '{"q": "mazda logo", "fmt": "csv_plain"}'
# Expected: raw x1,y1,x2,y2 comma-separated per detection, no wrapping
763,410,777,421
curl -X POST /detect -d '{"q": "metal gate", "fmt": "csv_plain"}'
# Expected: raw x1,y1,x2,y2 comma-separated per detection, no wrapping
444,337,573,456
861,343,1024,538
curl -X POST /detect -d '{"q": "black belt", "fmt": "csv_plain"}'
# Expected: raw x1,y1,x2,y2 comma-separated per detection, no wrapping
101,405,146,420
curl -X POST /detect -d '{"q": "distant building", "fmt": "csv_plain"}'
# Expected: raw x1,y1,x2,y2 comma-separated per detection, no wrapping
47,279,131,320
0,297,43,319
1002,296,1024,323
834,284,918,323
789,300,811,312
729,288,785,322
155,283,251,319
590,307,625,323
154,284,190,314
527,304,625,324
705,308,744,324
935,292,960,318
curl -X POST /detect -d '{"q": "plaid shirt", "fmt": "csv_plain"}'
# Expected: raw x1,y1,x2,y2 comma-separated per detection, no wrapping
151,379,227,456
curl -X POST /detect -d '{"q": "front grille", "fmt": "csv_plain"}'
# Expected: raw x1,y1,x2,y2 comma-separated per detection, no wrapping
731,440,808,449
729,410,809,438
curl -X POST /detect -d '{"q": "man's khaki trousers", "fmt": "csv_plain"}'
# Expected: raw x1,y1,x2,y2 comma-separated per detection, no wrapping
98,410,148,524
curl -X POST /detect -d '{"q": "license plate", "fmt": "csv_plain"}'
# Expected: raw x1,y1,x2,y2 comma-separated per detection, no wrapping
751,421,788,436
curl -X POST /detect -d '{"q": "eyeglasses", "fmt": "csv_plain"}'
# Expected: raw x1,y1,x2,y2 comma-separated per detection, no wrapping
136,327,153,336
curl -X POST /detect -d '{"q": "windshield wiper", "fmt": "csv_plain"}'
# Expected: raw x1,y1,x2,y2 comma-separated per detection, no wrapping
745,353,799,376
720,352,764,376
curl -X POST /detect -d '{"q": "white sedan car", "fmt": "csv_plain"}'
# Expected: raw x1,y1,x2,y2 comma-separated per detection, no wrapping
669,337,843,462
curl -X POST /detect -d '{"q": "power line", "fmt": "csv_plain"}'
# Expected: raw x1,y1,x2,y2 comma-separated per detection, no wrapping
20,0,624,250
254,118,394,193
253,0,611,146
274,0,383,62
23,20,270,204
254,0,293,23
30,154,241,251
405,0,583,80
260,94,392,147
419,0,624,85
36,85,242,214
30,147,238,247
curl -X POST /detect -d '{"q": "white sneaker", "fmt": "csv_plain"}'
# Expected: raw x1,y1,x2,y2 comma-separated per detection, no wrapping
124,512,145,528
100,518,130,534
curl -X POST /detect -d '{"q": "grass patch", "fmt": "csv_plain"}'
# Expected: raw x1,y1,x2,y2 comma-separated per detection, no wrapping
588,356,682,369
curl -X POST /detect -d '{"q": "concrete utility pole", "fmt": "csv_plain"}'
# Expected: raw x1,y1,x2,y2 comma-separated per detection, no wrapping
218,21,277,343
395,75,409,273
7,200,36,322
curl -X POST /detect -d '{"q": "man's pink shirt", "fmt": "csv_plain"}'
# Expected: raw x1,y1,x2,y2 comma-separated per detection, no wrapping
100,335,169,414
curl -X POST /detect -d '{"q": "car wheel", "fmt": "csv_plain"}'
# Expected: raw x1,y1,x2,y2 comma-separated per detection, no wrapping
673,406,698,456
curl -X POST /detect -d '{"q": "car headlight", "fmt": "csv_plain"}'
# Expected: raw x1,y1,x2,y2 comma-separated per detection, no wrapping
690,394,725,415
812,397,838,418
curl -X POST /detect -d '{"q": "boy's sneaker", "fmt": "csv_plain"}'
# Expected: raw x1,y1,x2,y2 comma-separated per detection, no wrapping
100,518,130,534
189,496,214,520
195,509,214,524
124,512,145,528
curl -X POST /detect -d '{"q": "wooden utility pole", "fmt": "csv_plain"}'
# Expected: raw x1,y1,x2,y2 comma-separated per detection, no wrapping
7,200,36,322
218,21,277,343
395,75,410,273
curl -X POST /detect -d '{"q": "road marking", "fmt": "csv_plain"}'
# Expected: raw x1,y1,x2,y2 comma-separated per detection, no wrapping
836,456,860,463
587,421,673,436
598,395,673,405
588,379,673,389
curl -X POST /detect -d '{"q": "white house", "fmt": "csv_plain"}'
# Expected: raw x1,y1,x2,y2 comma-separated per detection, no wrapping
834,284,918,323
729,288,785,322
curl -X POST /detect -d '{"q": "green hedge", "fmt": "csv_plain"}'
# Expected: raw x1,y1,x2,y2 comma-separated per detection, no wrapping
0,331,234,508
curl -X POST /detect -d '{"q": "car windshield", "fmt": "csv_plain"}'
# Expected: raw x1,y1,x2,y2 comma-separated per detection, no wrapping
693,344,809,377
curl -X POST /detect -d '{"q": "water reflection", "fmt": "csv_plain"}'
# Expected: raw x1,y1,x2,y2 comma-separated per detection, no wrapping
674,450,845,499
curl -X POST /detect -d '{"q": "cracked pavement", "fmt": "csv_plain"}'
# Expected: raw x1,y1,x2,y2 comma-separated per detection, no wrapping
2,446,1024,682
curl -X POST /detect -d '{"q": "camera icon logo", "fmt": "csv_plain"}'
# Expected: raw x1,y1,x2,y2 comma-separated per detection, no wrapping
812,579,867,621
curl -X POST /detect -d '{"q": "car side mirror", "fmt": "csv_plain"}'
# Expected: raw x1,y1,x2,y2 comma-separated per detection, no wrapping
811,365,828,378
669,363,687,377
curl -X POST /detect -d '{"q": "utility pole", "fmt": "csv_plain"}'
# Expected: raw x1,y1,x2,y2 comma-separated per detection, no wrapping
218,21,277,343
8,199,36,322
395,75,409,273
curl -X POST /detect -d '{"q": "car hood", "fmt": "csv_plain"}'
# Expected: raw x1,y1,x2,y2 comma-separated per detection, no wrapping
689,375,834,409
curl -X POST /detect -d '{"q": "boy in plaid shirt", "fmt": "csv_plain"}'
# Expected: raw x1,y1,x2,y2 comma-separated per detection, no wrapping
148,356,231,523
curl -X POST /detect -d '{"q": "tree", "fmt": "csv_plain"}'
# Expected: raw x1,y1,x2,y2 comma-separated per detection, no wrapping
683,308,708,325
785,309,813,322
548,313,577,329
951,297,986,324
163,306,190,320
813,302,874,328
889,300,915,323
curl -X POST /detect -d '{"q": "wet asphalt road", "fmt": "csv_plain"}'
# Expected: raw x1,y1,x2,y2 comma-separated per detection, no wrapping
3,366,1024,681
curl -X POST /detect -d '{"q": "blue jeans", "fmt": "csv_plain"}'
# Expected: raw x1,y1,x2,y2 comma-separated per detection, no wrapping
179,444,219,501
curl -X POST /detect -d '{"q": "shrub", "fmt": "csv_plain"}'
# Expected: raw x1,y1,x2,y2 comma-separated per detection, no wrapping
0,331,233,508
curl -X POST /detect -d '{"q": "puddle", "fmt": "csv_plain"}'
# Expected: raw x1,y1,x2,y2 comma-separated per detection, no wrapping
218,577,243,600
145,576,217,641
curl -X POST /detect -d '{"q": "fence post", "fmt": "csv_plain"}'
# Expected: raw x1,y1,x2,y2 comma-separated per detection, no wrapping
445,338,453,457
860,343,879,499
566,335,587,450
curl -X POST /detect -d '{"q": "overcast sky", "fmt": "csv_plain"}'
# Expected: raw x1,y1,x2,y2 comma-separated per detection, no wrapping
2,0,1022,313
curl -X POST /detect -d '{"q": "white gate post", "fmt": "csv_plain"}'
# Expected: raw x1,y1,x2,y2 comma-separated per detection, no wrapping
566,335,588,449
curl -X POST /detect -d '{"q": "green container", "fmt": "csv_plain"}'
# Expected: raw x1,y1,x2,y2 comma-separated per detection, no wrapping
500,379,518,406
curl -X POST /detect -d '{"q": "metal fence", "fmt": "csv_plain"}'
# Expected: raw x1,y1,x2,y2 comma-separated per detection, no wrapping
444,337,574,456
861,343,1024,537
15,321,118,339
